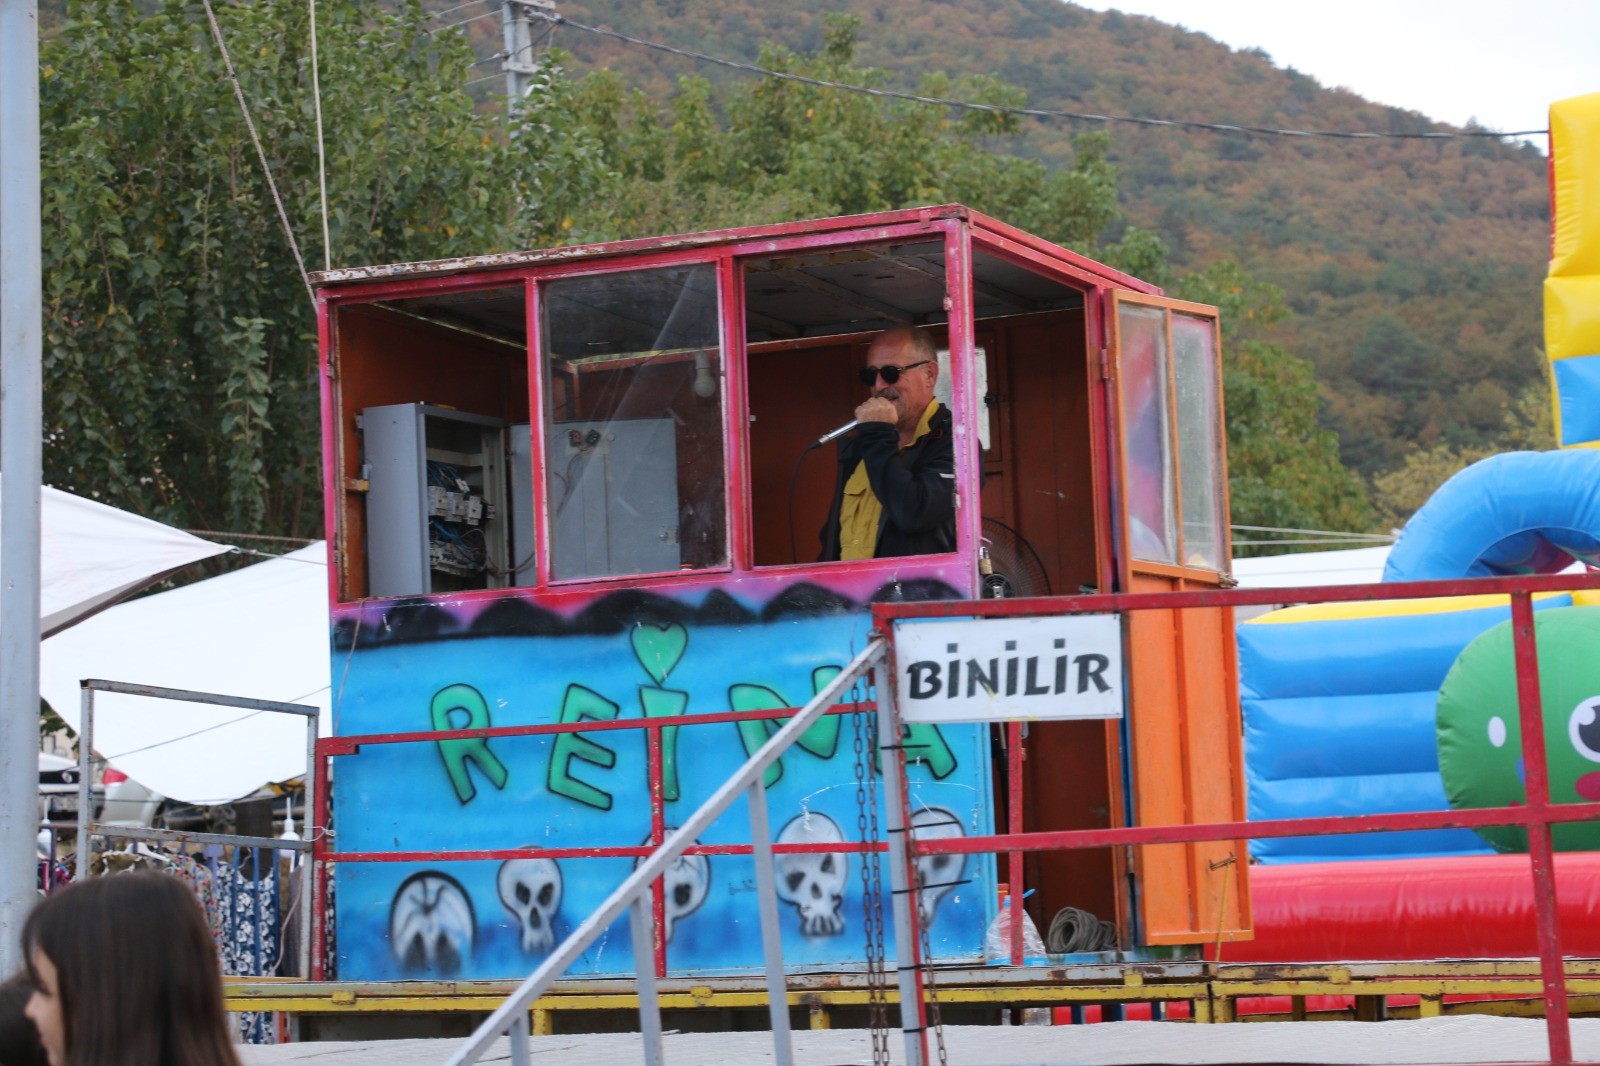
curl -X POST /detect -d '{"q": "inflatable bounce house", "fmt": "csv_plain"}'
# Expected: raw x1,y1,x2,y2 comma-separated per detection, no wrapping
1237,92,1600,965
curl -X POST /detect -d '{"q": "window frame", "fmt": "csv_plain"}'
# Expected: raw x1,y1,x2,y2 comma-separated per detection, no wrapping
729,220,977,579
1107,291,1232,582
530,253,735,590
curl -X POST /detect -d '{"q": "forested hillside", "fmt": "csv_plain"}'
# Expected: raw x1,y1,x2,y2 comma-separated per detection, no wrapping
531,0,1551,482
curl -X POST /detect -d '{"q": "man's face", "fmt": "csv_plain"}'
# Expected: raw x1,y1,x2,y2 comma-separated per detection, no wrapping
864,333,936,430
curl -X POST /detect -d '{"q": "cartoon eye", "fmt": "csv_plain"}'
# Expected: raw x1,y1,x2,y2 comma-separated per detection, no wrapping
1567,697,1600,763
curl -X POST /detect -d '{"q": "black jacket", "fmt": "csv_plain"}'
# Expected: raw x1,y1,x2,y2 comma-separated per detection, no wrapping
819,404,956,561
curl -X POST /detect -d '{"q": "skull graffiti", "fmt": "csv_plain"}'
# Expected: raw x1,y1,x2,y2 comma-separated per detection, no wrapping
635,830,711,944
774,811,848,938
911,805,968,928
389,871,476,975
498,857,563,955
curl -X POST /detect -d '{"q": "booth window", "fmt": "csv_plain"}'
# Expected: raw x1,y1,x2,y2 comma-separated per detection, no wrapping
1116,300,1227,572
540,264,726,581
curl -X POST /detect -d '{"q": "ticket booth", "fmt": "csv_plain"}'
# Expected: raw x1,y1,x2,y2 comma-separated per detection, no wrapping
314,204,1248,982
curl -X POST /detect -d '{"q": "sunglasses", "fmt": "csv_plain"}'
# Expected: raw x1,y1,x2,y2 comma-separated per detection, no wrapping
858,360,931,387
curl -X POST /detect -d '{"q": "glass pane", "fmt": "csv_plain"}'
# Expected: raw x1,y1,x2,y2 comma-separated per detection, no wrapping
1173,313,1226,571
541,264,725,580
1117,304,1177,564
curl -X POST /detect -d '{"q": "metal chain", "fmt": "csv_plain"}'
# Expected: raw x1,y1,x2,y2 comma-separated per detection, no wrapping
850,683,892,1066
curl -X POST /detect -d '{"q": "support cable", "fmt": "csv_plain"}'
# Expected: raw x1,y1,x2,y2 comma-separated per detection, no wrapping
308,0,331,271
199,0,315,307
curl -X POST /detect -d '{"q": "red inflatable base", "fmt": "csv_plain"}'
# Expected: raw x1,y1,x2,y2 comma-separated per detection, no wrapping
1220,852,1600,962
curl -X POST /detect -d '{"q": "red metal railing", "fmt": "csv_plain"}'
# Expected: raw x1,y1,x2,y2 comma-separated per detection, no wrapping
308,700,882,984
307,570,1600,1063
872,571,1600,1066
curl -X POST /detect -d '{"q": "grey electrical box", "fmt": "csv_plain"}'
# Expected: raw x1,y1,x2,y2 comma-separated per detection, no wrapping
362,403,509,597
509,424,536,587
547,418,680,581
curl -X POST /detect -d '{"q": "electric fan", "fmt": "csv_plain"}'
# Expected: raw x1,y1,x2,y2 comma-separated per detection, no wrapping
980,517,1051,599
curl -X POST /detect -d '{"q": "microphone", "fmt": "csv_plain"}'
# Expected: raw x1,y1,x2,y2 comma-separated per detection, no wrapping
816,420,859,446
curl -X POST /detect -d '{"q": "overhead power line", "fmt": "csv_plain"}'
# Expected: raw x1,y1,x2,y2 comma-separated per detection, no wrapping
428,0,492,19
520,10,1547,142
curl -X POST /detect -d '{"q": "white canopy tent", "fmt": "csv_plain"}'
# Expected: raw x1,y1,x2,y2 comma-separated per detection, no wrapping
29,540,1413,805
39,543,331,805
10,481,234,635
1230,545,1392,589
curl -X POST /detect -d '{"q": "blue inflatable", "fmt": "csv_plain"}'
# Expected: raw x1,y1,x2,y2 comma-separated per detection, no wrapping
1383,450,1600,582
1239,596,1570,863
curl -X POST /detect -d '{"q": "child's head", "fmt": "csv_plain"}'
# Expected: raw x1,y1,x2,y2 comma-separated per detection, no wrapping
0,974,48,1066
22,873,240,1066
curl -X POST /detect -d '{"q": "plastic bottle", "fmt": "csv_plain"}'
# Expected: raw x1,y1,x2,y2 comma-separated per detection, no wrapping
984,883,1047,965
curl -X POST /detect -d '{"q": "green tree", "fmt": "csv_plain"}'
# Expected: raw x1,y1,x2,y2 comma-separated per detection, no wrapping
555,14,1160,259
39,0,608,536
1174,260,1375,550
1370,381,1555,529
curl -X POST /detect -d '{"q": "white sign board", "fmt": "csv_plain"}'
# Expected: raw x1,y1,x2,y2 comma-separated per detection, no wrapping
893,614,1123,725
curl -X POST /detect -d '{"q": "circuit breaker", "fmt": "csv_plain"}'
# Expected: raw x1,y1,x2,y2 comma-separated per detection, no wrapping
362,403,510,597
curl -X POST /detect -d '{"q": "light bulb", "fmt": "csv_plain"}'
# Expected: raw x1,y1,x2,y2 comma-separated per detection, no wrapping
692,350,717,398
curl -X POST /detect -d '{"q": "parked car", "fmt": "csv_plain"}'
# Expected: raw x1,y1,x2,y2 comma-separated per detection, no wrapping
37,752,102,826
99,764,163,827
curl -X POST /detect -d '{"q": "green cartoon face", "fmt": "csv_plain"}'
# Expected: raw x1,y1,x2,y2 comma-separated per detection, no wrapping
1436,606,1600,853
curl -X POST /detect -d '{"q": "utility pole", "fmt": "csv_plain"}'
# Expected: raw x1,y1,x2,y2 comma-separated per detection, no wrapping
501,0,557,102
0,0,45,973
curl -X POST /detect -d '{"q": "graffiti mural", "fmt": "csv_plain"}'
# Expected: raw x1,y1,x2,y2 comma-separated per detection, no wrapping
331,581,994,980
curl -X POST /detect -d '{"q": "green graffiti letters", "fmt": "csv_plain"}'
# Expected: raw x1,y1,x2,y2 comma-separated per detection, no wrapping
730,667,850,786
873,721,959,780
640,686,689,801
430,683,510,804
547,685,620,811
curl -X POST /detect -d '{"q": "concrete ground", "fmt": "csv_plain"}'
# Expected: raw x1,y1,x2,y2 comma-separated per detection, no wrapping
240,1016,1600,1064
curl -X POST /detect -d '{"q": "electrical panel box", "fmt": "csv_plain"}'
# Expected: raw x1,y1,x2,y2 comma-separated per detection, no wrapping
547,418,680,581
509,425,537,587
362,403,509,597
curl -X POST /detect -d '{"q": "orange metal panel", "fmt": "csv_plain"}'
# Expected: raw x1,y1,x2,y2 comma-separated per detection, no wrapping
1108,290,1251,946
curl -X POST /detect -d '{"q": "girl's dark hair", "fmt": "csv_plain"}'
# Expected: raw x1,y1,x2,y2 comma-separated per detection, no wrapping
0,973,49,1066
22,872,241,1066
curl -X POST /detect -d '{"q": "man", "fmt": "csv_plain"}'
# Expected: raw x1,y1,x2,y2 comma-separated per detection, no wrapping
819,325,956,561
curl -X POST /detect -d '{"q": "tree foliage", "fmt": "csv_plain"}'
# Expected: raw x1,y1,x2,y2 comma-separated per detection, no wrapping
1174,261,1374,550
552,0,1550,482
1370,382,1555,530
38,1,1376,548
552,14,1157,263
39,0,583,535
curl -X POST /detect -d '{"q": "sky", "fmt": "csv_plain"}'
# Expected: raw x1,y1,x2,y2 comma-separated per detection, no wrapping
1070,1,1598,149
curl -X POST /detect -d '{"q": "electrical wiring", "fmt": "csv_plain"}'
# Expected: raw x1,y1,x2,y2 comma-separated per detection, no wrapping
516,10,1547,142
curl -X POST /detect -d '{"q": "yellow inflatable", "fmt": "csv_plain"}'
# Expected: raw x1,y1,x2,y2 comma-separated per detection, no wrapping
1547,93,1600,448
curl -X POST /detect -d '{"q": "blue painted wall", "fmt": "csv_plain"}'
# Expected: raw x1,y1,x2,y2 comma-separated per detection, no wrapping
330,592,995,980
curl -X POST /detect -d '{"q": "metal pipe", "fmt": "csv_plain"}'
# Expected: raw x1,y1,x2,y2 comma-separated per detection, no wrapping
80,678,318,716
441,641,883,1066
89,824,309,853
74,687,93,882
508,1010,530,1066
875,658,927,1066
747,776,794,1066
300,711,318,978
0,0,44,972
1511,593,1573,1064
871,569,1600,622
630,893,664,1066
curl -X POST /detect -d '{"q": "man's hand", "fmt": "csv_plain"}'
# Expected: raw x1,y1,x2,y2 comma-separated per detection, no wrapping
855,397,897,425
